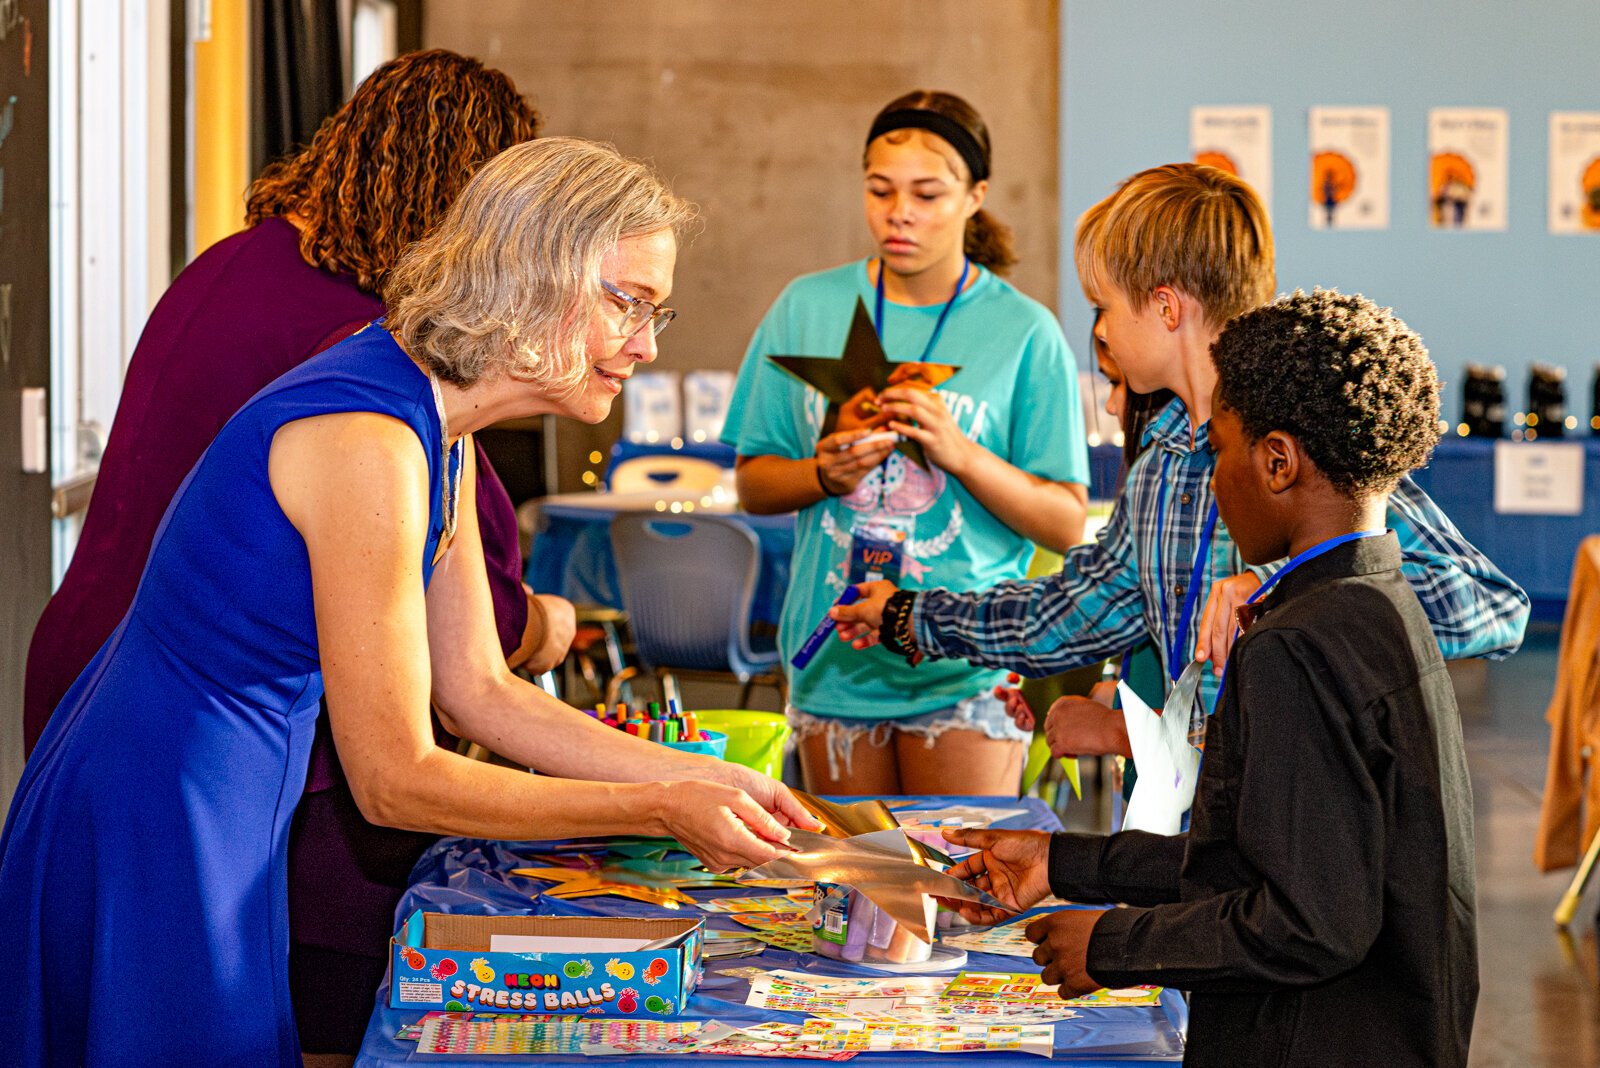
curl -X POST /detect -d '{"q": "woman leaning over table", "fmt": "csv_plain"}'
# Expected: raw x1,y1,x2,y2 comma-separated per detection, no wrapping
0,137,815,1068
723,90,1090,797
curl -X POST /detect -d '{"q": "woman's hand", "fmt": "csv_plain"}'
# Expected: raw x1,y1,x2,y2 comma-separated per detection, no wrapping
879,385,974,475
1025,909,1106,997
695,761,824,832
830,579,899,649
814,427,897,497
650,779,797,871
942,828,1053,923
1195,571,1262,675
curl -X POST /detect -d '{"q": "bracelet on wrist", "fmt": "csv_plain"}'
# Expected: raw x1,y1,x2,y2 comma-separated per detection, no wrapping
879,590,923,666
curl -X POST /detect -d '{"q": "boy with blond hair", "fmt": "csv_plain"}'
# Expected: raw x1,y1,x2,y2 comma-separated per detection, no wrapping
835,163,1526,735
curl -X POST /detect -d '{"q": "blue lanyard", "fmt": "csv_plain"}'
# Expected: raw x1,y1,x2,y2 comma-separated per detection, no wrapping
1217,528,1389,695
873,256,970,362
1153,450,1220,682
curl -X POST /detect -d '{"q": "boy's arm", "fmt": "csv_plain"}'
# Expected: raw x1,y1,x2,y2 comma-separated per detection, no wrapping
1079,630,1385,993
1046,830,1188,907
909,495,1149,676
1387,475,1529,661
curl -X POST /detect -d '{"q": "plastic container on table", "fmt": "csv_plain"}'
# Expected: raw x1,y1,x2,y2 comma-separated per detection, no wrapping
812,882,935,965
688,710,789,777
659,729,727,759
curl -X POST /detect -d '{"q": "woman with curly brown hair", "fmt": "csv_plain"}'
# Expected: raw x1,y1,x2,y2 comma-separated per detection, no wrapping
20,49,556,1061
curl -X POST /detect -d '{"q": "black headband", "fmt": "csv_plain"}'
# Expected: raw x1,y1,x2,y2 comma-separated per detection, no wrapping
867,109,990,182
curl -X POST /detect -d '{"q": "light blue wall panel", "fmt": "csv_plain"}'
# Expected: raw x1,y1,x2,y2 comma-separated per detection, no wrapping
1061,0,1599,424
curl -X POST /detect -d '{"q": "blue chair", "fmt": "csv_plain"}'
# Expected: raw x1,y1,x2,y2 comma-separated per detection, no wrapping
608,513,785,709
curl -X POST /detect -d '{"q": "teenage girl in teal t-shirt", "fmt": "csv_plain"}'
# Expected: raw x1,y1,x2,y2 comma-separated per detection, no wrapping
723,90,1090,796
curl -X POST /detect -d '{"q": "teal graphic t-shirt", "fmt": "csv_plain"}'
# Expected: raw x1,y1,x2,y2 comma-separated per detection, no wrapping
724,261,1089,720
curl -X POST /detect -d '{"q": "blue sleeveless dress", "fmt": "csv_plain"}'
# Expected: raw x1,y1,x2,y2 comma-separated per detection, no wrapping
0,324,460,1066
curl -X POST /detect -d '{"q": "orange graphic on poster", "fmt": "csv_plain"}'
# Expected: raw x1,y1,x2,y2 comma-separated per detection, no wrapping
1311,151,1357,226
1582,156,1600,230
1430,152,1477,228
1194,150,1238,176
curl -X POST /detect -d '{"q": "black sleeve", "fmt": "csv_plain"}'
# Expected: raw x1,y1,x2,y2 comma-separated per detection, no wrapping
1084,629,1387,992
1048,831,1187,907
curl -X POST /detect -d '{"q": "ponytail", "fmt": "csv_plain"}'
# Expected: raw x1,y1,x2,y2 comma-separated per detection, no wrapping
965,208,1017,275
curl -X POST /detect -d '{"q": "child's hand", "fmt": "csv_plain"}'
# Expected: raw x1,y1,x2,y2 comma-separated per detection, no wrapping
830,579,898,649
1043,697,1132,759
879,385,975,475
1195,572,1263,674
992,673,1034,731
815,427,897,497
941,828,1052,922
1024,909,1106,997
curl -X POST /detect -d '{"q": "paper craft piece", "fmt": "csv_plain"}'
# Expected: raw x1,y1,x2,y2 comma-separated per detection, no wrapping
742,1018,1056,1057
739,828,1012,944
698,892,813,914
1428,108,1508,231
1118,663,1203,835
937,918,1039,958
1191,105,1273,213
944,971,1162,1008
688,1020,861,1060
1309,106,1390,230
794,793,956,867
512,851,737,910
767,300,959,470
1058,756,1082,800
727,912,817,953
891,806,1027,829
1548,111,1600,234
413,1013,705,1056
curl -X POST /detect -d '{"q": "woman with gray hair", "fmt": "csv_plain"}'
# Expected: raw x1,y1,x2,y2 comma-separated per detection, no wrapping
0,137,815,1068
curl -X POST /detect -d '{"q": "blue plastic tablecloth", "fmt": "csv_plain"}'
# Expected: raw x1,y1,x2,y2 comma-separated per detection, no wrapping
353,795,1186,1065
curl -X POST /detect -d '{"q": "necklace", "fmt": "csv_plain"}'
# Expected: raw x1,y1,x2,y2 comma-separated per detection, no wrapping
427,369,463,560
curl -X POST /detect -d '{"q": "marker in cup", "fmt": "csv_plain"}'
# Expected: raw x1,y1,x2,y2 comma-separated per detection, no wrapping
790,586,863,669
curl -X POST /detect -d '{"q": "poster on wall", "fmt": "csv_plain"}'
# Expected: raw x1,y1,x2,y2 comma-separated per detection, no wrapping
1427,108,1509,231
1191,106,1272,214
1308,107,1390,230
1548,111,1600,235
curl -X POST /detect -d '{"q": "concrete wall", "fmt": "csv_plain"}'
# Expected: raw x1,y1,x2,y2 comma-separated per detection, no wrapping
425,1,1061,487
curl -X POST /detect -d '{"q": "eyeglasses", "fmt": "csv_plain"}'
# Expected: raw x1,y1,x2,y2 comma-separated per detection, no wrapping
600,279,676,338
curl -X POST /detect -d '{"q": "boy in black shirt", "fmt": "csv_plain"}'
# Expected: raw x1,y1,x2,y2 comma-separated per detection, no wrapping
945,289,1477,1067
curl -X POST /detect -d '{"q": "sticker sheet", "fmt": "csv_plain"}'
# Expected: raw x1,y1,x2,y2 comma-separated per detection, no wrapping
728,912,818,953
412,1013,706,1056
740,1018,1056,1057
937,918,1039,958
743,971,1078,1026
698,892,813,914
943,972,1162,1008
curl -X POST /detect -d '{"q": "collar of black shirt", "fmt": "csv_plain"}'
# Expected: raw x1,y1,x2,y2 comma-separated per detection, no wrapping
1256,531,1401,621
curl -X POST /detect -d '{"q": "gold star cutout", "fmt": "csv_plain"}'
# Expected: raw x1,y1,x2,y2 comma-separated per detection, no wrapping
511,853,740,910
768,298,959,470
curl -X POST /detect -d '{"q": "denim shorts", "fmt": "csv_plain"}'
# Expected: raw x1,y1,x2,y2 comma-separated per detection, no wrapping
788,691,1028,781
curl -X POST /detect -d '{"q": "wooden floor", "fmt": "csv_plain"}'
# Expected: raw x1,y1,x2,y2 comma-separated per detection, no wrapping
1456,622,1600,1067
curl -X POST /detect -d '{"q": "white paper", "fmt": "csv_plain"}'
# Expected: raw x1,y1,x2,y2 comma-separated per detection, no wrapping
1428,108,1509,231
488,934,653,953
1191,105,1273,215
622,370,682,443
1309,106,1390,230
1118,679,1201,836
1548,111,1600,235
683,369,736,443
1493,441,1584,515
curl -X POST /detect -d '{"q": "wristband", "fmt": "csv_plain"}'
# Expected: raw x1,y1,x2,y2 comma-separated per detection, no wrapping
815,459,842,498
879,590,923,666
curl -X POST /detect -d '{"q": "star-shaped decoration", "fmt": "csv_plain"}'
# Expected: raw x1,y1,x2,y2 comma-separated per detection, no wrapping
737,828,1013,944
511,852,740,910
768,298,959,470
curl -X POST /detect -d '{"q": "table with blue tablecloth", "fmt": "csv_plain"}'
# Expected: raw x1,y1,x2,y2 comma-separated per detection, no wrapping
525,491,795,628
353,795,1186,1065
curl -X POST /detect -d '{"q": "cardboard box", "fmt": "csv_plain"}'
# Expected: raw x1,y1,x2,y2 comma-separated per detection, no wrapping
390,911,703,1016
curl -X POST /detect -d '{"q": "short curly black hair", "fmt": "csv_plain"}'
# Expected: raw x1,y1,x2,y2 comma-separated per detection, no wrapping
1211,289,1441,497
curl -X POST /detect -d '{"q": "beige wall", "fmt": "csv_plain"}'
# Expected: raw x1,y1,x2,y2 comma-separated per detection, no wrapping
425,1,1060,488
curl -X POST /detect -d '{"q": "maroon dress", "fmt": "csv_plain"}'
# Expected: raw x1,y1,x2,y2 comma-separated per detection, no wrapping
22,216,531,1053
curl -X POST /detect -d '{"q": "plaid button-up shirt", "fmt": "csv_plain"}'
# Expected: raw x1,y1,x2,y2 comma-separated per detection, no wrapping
912,398,1530,723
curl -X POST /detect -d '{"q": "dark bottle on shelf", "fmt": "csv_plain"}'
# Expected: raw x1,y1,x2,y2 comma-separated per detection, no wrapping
1526,363,1567,440
1461,364,1505,438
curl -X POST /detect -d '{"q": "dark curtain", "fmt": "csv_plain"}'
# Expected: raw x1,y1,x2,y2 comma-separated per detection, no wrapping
251,0,344,176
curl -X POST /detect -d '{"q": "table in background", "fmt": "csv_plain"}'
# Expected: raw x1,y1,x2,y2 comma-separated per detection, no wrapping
525,490,795,628
1410,438,1600,612
353,794,1186,1066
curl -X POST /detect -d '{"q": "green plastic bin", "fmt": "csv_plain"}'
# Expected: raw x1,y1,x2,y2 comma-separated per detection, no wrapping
690,710,790,778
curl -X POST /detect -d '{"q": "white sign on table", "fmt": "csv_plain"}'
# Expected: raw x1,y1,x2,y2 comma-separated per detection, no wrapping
1493,441,1584,515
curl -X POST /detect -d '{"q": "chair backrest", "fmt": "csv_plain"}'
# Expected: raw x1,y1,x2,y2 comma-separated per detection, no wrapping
608,455,725,495
609,513,762,677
